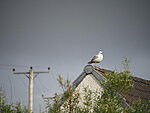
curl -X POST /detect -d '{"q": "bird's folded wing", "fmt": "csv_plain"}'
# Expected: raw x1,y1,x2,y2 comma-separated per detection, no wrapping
91,55,98,61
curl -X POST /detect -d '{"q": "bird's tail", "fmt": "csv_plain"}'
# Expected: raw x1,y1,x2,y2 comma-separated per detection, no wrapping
88,61,92,64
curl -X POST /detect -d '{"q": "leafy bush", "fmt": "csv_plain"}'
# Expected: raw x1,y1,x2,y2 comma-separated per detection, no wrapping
0,87,29,113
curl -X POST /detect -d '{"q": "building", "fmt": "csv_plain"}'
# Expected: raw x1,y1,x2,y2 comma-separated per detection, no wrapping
46,65,150,112
72,65,150,109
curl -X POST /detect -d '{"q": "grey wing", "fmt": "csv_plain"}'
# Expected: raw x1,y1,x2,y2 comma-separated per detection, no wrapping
88,55,98,64
91,55,98,61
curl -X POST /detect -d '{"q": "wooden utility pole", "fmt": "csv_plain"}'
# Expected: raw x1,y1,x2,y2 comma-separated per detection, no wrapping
29,68,33,112
13,67,50,113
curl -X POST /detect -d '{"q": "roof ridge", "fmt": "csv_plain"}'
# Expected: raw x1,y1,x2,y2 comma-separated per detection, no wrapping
93,66,150,85
133,77,150,83
93,66,112,73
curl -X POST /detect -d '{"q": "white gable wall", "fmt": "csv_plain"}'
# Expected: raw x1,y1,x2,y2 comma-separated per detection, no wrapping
75,74,104,107
60,72,104,112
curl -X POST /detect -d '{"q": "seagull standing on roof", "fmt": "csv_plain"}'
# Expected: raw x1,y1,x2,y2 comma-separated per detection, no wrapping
88,51,103,64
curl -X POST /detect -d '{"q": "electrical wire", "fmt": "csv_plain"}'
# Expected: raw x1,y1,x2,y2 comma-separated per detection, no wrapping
0,64,50,68
0,67,12,70
18,76,28,87
36,78,49,92
34,80,42,95
7,74,13,103
50,71,57,80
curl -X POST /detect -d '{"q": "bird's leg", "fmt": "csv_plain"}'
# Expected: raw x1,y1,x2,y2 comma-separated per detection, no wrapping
94,63,98,67
96,63,101,67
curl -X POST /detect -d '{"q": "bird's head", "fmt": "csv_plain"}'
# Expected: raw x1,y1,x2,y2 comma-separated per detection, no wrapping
99,51,103,54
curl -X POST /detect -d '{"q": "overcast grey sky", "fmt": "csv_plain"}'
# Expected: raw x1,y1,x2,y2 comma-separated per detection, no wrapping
0,0,150,112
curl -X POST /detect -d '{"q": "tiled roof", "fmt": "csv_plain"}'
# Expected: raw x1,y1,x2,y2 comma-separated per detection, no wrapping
123,77,150,109
93,66,150,109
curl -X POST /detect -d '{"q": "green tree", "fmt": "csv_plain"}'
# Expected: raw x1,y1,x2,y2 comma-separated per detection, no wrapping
0,87,29,113
93,71,134,113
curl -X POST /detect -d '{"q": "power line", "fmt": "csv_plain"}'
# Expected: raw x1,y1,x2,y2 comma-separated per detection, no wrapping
7,74,13,103
36,78,49,92
0,64,50,68
0,67,12,70
18,76,28,87
34,80,42,95
49,67,57,81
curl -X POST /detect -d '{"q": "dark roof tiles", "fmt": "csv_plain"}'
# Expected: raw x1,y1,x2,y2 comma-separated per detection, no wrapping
93,66,150,108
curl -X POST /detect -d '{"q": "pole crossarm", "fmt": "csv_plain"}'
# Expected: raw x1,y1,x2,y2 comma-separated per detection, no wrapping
33,71,49,74
13,72,29,74
14,71,49,75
